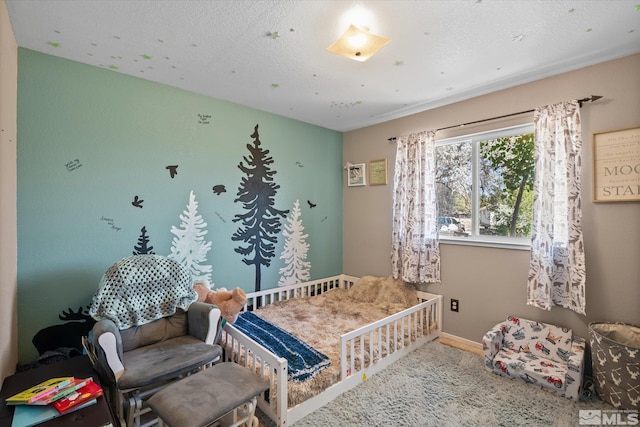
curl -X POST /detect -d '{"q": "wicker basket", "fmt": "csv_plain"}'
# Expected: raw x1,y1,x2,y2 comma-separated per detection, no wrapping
588,322,640,409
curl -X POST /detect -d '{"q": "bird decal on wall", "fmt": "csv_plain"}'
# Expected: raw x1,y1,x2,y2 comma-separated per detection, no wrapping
212,185,226,195
166,165,178,178
132,195,144,208
307,200,317,208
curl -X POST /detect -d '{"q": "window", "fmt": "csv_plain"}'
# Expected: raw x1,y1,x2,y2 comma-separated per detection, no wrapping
435,124,534,248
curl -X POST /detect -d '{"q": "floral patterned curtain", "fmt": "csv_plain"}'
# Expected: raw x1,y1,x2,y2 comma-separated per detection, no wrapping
391,130,440,283
527,100,586,315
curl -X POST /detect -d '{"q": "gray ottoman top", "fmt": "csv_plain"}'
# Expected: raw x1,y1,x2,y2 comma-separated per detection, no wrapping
147,363,269,427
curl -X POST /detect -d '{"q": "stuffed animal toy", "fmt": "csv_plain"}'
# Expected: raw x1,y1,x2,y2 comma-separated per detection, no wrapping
193,282,247,324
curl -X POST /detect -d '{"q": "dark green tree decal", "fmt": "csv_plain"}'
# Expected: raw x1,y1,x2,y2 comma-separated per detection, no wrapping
232,124,289,292
133,226,155,255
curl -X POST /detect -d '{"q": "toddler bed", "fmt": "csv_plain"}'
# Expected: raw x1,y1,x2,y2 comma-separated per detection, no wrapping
220,274,442,426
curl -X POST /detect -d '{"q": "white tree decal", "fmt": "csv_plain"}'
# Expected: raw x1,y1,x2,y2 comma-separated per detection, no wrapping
278,199,310,287
168,190,213,284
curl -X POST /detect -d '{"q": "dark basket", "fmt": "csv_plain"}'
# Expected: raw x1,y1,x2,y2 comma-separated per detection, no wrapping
588,322,640,410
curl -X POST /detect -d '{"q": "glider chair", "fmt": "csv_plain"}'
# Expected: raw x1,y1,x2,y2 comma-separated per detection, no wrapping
89,255,223,427
482,315,586,400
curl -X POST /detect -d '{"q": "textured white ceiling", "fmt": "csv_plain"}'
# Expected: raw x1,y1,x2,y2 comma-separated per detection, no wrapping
6,0,640,132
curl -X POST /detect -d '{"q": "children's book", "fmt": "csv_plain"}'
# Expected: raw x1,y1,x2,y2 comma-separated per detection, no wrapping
52,379,103,415
31,377,89,405
10,398,96,427
5,377,74,405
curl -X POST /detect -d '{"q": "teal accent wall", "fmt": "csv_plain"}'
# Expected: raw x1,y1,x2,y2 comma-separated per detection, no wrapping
17,49,343,363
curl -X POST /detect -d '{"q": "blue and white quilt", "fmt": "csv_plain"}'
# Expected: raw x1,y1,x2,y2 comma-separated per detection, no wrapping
233,311,331,382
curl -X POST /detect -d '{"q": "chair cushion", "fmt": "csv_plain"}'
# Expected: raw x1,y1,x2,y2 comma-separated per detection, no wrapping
502,315,572,363
120,311,189,352
118,336,221,389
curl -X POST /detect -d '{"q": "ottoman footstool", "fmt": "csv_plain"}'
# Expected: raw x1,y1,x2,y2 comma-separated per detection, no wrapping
147,362,269,427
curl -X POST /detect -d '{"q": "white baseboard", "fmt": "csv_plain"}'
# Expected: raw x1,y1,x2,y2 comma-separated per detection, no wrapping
440,332,483,351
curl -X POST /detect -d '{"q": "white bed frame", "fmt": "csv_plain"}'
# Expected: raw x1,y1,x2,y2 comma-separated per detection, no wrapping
219,274,443,427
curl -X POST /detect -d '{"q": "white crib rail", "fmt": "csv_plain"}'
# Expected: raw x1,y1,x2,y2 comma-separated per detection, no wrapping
340,292,442,381
242,274,359,310
220,322,288,426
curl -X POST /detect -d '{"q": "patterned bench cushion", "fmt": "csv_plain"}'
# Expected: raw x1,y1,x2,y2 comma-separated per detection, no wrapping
492,347,579,395
502,315,572,363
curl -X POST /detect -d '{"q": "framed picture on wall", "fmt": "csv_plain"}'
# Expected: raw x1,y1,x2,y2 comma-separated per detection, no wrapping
348,163,366,187
592,126,640,202
369,159,388,185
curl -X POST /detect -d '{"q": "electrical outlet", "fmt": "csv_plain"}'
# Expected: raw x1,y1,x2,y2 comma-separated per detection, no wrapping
451,299,459,312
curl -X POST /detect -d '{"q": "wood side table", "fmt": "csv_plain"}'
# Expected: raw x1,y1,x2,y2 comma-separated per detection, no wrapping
0,355,116,426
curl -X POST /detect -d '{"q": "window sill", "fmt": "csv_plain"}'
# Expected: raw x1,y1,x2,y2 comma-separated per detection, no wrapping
438,236,531,251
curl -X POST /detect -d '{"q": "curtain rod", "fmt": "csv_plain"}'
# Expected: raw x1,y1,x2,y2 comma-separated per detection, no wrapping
387,95,602,142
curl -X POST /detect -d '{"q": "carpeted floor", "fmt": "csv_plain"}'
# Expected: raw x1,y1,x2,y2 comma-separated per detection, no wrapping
257,340,613,426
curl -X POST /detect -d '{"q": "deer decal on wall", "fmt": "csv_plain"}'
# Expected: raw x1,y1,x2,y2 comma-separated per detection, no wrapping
32,306,96,355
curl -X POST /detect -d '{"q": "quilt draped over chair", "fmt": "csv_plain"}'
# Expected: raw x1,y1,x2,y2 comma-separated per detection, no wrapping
90,254,198,328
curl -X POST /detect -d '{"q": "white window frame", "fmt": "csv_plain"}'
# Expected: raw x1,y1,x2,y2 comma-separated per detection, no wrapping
435,123,534,250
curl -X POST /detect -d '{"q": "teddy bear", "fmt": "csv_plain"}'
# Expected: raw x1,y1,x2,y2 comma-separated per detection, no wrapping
193,282,247,324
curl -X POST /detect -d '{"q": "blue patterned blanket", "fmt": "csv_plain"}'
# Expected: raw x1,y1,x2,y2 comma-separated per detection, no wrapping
233,311,331,382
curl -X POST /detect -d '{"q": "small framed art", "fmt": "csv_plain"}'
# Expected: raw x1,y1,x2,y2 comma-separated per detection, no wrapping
592,126,640,202
369,159,388,185
348,163,366,186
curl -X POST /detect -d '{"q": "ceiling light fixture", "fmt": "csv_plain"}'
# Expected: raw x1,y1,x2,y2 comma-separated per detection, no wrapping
326,24,391,62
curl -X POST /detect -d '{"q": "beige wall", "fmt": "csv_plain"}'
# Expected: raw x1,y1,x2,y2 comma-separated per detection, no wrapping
344,54,640,345
0,0,19,384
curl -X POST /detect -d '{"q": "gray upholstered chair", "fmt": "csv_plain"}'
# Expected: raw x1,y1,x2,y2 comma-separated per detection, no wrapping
89,255,223,427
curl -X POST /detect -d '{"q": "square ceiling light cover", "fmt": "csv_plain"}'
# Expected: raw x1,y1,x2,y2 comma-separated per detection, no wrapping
326,24,391,62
